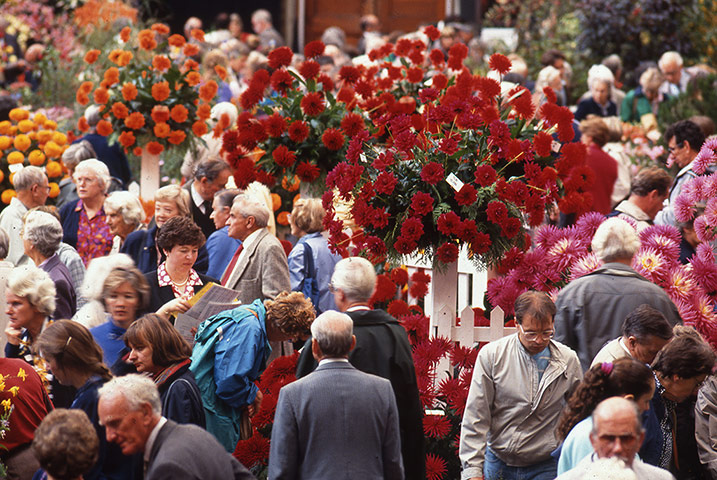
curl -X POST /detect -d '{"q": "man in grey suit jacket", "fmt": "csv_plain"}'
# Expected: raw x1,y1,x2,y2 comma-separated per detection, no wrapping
222,194,290,304
98,374,254,480
268,311,404,480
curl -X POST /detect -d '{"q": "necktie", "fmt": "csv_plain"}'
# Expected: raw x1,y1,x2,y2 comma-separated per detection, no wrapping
221,244,243,286
201,200,211,215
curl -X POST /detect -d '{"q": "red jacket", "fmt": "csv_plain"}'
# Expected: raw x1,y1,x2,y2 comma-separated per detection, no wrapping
586,143,618,214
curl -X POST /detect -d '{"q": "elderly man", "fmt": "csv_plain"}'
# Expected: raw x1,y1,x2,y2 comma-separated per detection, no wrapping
251,9,285,53
296,256,425,480
0,166,49,266
609,166,672,231
591,304,673,367
269,311,404,479
184,157,232,239
658,51,691,98
556,397,675,479
655,120,708,227
221,194,289,303
460,291,581,480
554,218,681,371
97,374,254,480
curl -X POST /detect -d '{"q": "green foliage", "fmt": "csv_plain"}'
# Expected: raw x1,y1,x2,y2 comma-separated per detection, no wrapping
657,74,717,132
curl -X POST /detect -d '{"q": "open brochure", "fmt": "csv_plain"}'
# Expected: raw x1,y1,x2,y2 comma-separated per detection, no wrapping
174,282,241,345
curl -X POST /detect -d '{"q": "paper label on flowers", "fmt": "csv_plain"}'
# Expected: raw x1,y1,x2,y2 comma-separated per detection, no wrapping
446,173,464,192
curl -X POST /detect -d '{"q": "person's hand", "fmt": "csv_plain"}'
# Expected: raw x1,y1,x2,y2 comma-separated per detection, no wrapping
246,390,263,418
157,298,191,319
4,325,22,346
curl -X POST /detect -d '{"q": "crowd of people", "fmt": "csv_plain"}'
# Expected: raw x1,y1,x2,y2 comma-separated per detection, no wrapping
0,7,716,480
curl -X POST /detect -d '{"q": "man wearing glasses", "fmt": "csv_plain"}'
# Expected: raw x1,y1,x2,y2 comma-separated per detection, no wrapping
460,291,582,480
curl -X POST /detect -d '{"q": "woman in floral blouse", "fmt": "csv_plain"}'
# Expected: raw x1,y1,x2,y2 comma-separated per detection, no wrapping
144,216,217,322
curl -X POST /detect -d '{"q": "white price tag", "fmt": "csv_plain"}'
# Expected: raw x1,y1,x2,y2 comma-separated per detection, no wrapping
446,173,464,192
551,140,562,153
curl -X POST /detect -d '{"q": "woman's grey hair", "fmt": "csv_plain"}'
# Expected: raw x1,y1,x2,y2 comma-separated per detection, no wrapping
591,218,641,262
74,159,111,194
233,194,270,228
84,105,101,127
639,67,664,94
12,166,46,192
535,65,562,92
331,257,376,303
98,374,161,416
8,265,56,316
0,227,9,260
587,64,614,92
104,191,144,229
23,210,62,258
311,311,353,357
80,254,135,302
61,141,97,170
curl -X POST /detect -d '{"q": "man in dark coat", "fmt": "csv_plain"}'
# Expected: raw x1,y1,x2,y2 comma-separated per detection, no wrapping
296,256,425,480
183,157,232,239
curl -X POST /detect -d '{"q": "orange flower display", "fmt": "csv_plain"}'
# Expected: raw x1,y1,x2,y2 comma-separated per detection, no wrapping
197,104,211,121
199,81,218,102
121,83,138,102
111,102,129,119
151,106,170,123
96,120,113,136
146,141,164,155
168,130,186,145
138,29,157,50
84,49,100,64
7,152,24,164
28,150,46,166
170,105,188,124
45,161,62,177
151,23,170,35
13,134,30,151
93,87,110,104
185,71,201,87
152,55,171,72
120,26,131,42
151,82,170,102
104,67,120,86
214,65,227,81
168,34,185,47
118,131,136,148
43,141,63,159
183,44,199,58
79,82,93,95
190,29,205,42
192,121,208,137
8,109,29,122
48,183,60,198
153,123,170,138
77,117,90,132
124,113,145,130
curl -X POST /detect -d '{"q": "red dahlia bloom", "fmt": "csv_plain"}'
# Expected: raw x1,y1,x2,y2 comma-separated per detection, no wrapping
409,281,429,298
394,236,417,254
296,161,321,182
456,184,478,206
390,267,409,286
395,38,413,57
374,171,398,195
436,242,459,263
488,52,512,74
401,217,425,242
423,414,451,438
411,192,434,216
288,121,310,143
474,165,497,186
533,131,553,157
432,73,448,90
303,40,325,58
448,43,468,61
486,201,508,223
272,145,296,167
270,69,293,94
300,92,325,116
340,113,365,137
317,74,334,92
264,113,287,137
321,128,345,150
420,162,445,185
437,211,461,235
424,25,441,41
338,65,360,84
267,46,293,69
298,60,320,79
429,49,445,67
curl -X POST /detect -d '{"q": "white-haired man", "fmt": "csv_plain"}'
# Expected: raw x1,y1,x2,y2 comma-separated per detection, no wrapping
0,166,49,266
556,397,674,479
97,374,254,480
658,51,691,97
251,9,285,53
269,311,404,479
554,218,681,371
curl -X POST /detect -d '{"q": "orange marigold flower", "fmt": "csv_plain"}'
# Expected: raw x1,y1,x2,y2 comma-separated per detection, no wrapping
120,26,131,43
152,55,171,72
79,81,94,94
190,29,205,42
168,130,186,145
214,65,227,81
170,105,189,124
185,71,201,87
96,120,113,136
183,44,199,57
153,122,170,138
196,103,211,121
45,161,62,178
138,29,157,50
52,132,67,146
151,82,170,102
77,117,90,132
133,147,143,156
151,23,170,35
7,152,24,164
146,141,164,155
108,49,122,64
84,49,100,64
93,87,110,104
122,83,138,101
151,105,170,123
118,130,136,147
28,150,46,166
124,112,146,130
111,102,129,119
199,81,218,102
104,67,120,86
168,34,186,47
44,120,57,130
117,51,133,67
100,80,110,89
13,134,30,151
192,120,208,137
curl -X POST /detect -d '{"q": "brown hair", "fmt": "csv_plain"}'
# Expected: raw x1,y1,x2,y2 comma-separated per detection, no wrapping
156,216,206,252
514,291,556,325
557,357,654,439
630,167,673,197
124,314,192,368
652,333,715,379
101,266,150,313
35,320,112,381
291,198,325,234
579,116,610,147
265,291,316,339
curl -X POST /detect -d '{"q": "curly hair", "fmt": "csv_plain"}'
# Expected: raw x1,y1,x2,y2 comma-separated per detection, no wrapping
265,291,316,339
8,265,55,317
557,357,653,439
652,333,715,379
124,314,192,368
156,216,206,252
32,409,99,480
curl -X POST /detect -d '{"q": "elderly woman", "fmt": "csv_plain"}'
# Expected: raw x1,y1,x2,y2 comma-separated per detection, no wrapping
206,188,242,279
288,198,341,314
121,184,209,274
644,330,716,472
90,265,150,367
59,159,113,266
191,291,316,450
533,65,563,107
145,216,216,320
36,320,134,480
4,266,75,408
32,409,99,480
621,67,667,123
574,65,617,121
23,210,76,320
57,140,95,209
104,191,144,254
125,314,205,427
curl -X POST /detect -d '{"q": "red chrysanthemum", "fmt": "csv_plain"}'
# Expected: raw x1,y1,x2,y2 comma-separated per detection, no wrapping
321,128,345,151
409,280,429,298
300,92,325,116
267,46,293,69
401,217,425,242
387,299,411,318
411,191,434,216
390,268,409,286
338,65,360,84
474,165,497,187
303,40,325,58
486,201,508,223
488,52,512,74
455,184,478,206
432,73,448,90
423,414,452,439
270,68,293,94
370,274,397,303
420,162,445,185
374,172,398,195
298,60,320,80
296,161,320,182
288,121,310,143
272,145,296,167
436,242,459,263
264,113,287,137
424,25,441,41
233,430,270,468
407,66,424,83
533,131,554,157
437,211,461,235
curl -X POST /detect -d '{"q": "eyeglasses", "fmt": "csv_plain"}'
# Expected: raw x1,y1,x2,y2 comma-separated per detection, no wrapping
518,324,554,341
667,143,683,155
